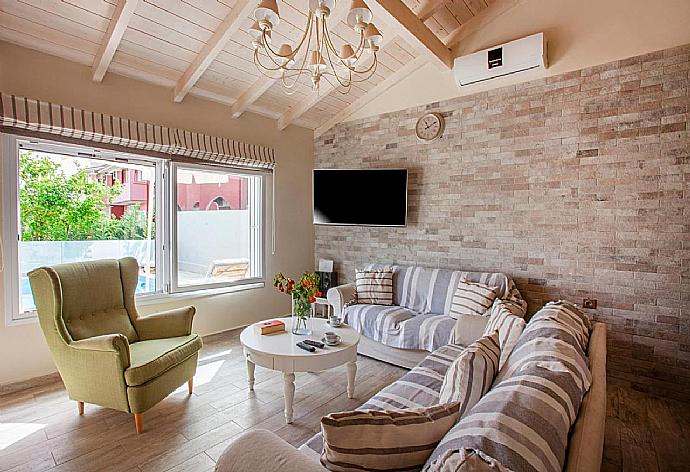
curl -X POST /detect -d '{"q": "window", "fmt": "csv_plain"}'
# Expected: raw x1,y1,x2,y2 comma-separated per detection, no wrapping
1,135,265,323
172,165,262,292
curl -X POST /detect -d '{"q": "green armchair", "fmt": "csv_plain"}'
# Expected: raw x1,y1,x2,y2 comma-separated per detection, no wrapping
28,257,202,433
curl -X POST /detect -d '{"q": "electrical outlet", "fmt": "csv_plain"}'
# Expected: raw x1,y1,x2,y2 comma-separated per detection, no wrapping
583,298,597,309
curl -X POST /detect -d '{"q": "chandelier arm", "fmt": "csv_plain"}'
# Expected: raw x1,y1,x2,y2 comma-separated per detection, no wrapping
323,40,353,88
350,51,378,75
254,49,288,73
322,73,352,95
277,18,316,91
350,54,379,83
261,11,313,60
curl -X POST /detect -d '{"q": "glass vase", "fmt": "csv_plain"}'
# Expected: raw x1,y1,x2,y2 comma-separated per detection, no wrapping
291,293,312,336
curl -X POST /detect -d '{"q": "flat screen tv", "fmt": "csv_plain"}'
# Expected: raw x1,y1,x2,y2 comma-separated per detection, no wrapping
313,169,407,226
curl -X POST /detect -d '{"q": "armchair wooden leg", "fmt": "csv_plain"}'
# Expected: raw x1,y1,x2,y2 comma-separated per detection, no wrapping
134,413,143,434
188,378,194,395
77,401,84,415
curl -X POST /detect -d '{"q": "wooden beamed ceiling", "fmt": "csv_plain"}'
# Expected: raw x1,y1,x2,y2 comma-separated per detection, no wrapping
0,0,507,133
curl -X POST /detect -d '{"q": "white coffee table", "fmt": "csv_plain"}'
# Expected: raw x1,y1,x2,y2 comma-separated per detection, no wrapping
240,317,360,424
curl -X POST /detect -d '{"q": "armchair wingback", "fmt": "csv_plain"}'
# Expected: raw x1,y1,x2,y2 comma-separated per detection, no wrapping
29,257,202,433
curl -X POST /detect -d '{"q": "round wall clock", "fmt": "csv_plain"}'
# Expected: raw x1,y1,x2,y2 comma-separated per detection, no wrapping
415,112,445,141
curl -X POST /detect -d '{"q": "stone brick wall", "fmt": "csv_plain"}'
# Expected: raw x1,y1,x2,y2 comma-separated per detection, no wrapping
314,44,690,401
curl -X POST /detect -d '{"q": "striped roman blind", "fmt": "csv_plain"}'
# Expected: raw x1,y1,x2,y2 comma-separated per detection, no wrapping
0,93,275,171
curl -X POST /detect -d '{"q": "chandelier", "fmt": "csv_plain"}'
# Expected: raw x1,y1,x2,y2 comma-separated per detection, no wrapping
249,0,383,94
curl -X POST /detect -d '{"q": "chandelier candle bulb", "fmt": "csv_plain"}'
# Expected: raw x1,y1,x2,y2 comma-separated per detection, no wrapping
364,23,383,47
340,44,356,66
254,0,280,29
347,0,372,28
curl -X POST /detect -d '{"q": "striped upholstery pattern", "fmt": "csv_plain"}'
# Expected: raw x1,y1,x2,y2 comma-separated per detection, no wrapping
364,264,526,316
448,281,499,318
344,304,456,351
483,300,527,370
305,344,466,455
0,93,275,170
438,332,500,408
424,301,593,472
355,269,394,305
320,403,462,472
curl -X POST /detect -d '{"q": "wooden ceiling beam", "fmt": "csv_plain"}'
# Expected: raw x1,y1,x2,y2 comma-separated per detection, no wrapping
445,0,524,53
315,55,428,137
173,0,255,103
92,0,139,82
368,0,452,69
277,30,397,131
229,76,276,118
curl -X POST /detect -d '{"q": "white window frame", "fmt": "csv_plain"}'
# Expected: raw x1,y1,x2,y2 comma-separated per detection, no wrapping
169,161,265,294
1,134,266,325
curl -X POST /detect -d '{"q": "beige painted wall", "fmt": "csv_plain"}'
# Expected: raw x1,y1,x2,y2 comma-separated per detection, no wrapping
0,42,314,385
348,0,690,122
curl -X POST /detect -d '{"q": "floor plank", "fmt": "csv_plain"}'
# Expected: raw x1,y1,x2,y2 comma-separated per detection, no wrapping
1,328,688,471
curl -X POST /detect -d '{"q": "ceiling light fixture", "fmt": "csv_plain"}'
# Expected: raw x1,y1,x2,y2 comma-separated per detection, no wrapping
250,0,383,94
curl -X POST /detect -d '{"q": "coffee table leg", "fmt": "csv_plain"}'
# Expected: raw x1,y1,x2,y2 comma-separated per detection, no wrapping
347,361,357,399
283,372,295,424
246,358,255,391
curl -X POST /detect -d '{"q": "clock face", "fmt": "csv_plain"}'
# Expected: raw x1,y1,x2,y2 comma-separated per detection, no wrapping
415,113,444,141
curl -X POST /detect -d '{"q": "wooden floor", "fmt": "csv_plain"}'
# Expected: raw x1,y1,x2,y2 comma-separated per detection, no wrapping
0,328,687,472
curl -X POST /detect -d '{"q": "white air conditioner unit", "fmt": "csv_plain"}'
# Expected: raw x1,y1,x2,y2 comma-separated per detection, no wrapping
453,32,547,87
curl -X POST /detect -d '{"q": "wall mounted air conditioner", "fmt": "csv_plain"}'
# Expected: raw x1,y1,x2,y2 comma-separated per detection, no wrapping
453,32,547,87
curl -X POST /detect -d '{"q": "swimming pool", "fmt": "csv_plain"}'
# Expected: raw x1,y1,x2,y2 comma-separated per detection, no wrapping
20,273,155,312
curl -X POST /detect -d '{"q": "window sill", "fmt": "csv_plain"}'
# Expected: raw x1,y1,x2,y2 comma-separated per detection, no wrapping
134,281,266,307
6,281,265,326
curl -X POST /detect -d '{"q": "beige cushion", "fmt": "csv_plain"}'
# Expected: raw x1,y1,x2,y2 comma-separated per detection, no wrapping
216,430,327,472
320,403,461,472
483,300,526,370
125,335,202,386
448,281,498,319
449,313,489,347
354,269,394,305
439,331,500,407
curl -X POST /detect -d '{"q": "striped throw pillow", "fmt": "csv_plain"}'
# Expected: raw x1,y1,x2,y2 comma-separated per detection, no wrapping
438,331,500,407
320,402,462,472
448,280,498,319
483,300,526,370
354,269,394,305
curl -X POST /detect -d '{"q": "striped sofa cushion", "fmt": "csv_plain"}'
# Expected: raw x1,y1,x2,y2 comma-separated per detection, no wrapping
448,281,499,318
483,299,526,370
320,403,462,472
344,304,456,352
354,269,394,305
305,344,466,455
438,332,500,410
423,300,593,472
364,264,526,316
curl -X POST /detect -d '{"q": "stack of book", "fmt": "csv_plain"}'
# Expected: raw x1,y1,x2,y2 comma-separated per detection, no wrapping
256,320,285,335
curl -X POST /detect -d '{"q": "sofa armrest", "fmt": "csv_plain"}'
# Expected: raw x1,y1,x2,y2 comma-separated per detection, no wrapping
216,430,327,472
134,306,196,340
565,322,607,472
69,333,131,367
327,283,356,318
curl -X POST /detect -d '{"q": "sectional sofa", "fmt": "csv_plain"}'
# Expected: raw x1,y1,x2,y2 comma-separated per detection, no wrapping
215,300,607,472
